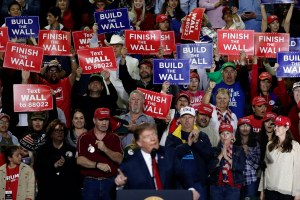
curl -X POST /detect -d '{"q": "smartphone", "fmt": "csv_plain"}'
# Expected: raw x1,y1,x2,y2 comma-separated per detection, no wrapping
244,12,252,14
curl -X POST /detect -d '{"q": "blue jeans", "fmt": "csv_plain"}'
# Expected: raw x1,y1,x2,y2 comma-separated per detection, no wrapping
241,181,259,199
210,185,240,200
82,177,115,200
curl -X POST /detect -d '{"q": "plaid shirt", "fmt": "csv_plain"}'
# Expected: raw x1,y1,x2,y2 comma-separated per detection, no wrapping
243,143,260,186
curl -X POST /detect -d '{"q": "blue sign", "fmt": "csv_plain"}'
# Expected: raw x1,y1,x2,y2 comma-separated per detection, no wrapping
5,16,39,39
277,52,300,77
176,43,213,69
94,8,130,34
290,38,300,51
261,0,293,4
153,59,190,84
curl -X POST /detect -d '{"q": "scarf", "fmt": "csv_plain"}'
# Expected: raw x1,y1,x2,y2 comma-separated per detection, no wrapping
221,141,233,183
216,106,233,124
172,125,198,143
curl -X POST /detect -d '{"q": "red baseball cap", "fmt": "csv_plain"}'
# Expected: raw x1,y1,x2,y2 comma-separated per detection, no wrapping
197,104,213,118
175,92,190,104
0,113,10,121
238,117,251,126
274,115,291,127
263,112,277,122
252,96,267,106
190,72,200,81
156,14,168,23
94,108,110,119
259,72,272,82
267,15,279,24
219,123,233,133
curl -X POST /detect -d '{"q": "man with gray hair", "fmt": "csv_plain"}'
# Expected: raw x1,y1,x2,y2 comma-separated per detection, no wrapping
119,90,155,150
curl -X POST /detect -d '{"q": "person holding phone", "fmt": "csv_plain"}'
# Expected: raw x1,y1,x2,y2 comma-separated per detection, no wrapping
238,0,262,32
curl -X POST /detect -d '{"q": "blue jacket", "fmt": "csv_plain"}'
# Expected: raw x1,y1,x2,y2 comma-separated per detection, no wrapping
120,146,193,189
166,131,213,184
209,144,246,185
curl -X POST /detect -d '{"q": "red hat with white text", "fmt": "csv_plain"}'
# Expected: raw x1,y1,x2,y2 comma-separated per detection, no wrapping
94,108,110,119
274,115,291,127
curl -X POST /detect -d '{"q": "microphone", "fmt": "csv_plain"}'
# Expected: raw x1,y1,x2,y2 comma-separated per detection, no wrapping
150,148,158,159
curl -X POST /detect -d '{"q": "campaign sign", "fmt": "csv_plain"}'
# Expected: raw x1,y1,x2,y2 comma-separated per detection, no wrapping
72,30,106,51
125,30,161,55
0,27,9,52
137,87,172,119
181,8,205,41
94,8,130,33
254,33,289,58
290,38,300,51
3,42,43,73
261,0,293,4
161,31,176,55
276,52,300,77
77,47,117,74
5,16,39,39
153,59,190,84
228,54,253,66
217,30,254,55
176,43,213,69
14,84,53,112
38,30,71,56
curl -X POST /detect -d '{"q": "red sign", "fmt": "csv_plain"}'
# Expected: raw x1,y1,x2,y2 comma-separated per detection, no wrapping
14,84,53,112
125,30,161,55
137,88,172,119
254,32,290,58
72,30,106,51
181,8,205,41
3,42,44,73
38,30,71,56
217,30,254,55
161,31,176,55
77,47,117,74
0,27,9,52
228,54,253,66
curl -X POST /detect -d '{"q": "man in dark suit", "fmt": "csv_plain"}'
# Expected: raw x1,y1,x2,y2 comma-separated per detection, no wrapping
115,123,200,200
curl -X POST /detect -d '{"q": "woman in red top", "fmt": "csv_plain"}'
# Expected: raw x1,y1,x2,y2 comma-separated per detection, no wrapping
56,0,75,31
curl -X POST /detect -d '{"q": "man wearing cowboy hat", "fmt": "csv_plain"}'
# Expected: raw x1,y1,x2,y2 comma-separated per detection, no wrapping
90,24,139,109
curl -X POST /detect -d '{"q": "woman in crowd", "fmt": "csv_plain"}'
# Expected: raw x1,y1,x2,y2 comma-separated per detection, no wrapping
235,118,260,199
221,6,245,30
250,56,282,114
56,0,75,31
66,109,87,148
35,119,81,200
258,115,300,200
209,123,246,200
161,0,185,41
129,0,155,30
261,2,294,33
202,81,238,133
0,145,35,200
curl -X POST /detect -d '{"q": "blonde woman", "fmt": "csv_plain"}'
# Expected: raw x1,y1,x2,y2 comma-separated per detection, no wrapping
202,82,238,135
129,0,155,30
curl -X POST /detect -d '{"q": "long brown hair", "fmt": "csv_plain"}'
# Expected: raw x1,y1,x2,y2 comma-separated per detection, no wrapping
268,128,293,153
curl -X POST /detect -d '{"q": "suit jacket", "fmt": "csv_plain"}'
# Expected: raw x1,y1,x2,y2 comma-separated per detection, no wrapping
120,146,193,189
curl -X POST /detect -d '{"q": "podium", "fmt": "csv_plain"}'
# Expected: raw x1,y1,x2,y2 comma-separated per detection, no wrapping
116,189,193,200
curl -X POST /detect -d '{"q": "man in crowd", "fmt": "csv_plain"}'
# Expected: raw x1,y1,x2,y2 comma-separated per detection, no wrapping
77,108,123,200
119,90,155,149
195,104,219,147
166,106,213,200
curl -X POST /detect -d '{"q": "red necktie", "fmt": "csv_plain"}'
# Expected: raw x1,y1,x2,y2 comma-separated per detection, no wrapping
152,157,163,190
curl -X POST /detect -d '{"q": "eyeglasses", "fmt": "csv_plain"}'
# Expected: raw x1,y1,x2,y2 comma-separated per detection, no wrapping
53,129,64,133
0,120,9,125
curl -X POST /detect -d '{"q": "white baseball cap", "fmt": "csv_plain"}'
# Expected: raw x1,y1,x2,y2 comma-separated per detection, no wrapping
180,106,196,117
